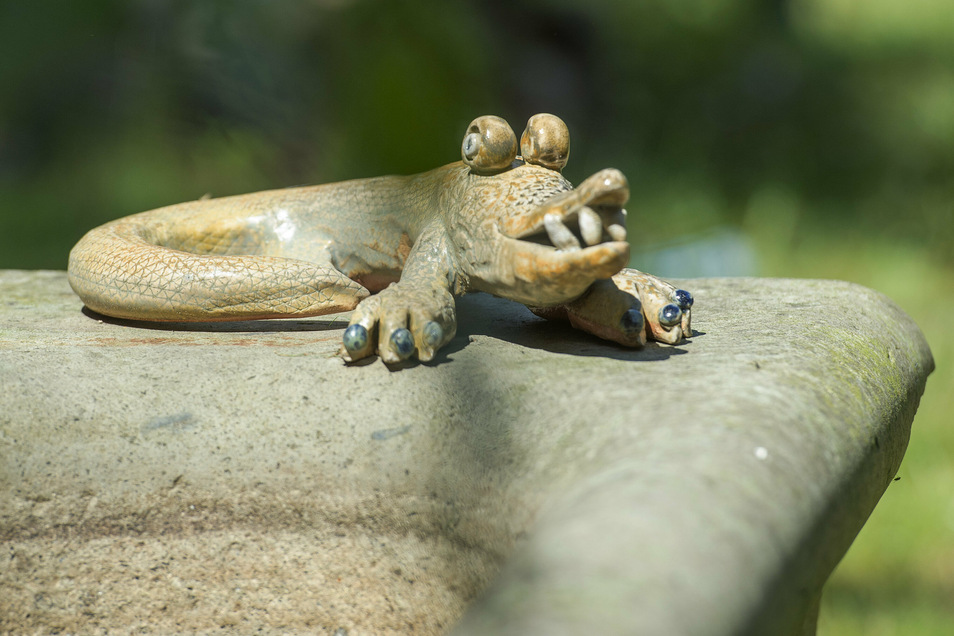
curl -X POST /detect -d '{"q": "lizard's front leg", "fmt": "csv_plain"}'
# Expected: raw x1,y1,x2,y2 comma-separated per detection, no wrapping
530,269,693,346
341,224,457,364
612,268,693,344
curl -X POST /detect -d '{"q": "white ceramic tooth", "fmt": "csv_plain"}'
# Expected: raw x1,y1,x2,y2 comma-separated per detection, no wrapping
579,206,602,246
607,223,627,242
544,213,581,251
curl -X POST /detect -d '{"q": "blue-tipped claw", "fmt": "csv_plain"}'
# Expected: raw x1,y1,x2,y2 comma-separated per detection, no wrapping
659,304,682,327
390,328,415,358
342,324,368,354
422,321,443,348
620,308,644,335
673,289,693,310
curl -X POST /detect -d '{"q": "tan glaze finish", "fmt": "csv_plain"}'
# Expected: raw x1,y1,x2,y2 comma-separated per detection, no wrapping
69,114,693,364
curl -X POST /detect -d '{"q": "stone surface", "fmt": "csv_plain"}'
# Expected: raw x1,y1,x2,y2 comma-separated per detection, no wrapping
0,270,934,635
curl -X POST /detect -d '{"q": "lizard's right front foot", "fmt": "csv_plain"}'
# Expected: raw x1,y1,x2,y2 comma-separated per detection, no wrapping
340,283,456,364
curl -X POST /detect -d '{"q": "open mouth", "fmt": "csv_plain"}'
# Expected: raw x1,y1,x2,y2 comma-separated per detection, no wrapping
522,200,628,250
500,168,630,252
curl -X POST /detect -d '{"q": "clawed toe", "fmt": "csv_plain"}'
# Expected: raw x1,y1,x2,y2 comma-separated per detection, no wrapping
620,306,644,337
389,328,415,360
421,321,443,348
673,289,693,311
658,304,682,328
342,324,369,357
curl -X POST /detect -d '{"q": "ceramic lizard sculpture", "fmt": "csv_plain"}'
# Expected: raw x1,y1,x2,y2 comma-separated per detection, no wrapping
68,114,693,363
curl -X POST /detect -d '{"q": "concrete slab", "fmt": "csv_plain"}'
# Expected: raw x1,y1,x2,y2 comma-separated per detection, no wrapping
0,270,933,635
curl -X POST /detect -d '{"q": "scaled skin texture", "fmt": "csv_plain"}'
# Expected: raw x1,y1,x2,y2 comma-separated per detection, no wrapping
68,114,693,363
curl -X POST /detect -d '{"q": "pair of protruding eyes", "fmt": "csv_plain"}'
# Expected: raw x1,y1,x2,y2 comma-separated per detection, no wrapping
461,114,570,175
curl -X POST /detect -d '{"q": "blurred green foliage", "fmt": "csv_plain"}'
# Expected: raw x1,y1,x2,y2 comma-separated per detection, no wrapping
1,0,951,268
1,1,951,633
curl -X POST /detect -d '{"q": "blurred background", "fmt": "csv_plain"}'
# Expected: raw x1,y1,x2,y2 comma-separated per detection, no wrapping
0,0,950,632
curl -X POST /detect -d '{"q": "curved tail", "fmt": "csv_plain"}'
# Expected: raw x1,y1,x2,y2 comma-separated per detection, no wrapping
68,218,368,322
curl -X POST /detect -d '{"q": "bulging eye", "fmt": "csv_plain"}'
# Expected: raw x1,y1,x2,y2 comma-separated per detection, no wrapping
462,133,481,160
520,113,570,172
461,115,517,175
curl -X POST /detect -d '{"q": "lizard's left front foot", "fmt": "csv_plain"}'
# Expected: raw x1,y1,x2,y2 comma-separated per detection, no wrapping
340,282,456,364
530,268,693,347
612,268,693,344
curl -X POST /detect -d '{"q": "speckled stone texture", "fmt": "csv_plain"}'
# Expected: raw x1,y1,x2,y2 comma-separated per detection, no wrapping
0,270,933,635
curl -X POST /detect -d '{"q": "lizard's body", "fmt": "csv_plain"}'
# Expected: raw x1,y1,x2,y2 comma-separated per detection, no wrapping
69,114,693,363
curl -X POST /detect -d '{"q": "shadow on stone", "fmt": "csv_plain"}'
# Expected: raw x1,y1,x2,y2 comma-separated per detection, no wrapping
81,305,346,332
453,293,692,362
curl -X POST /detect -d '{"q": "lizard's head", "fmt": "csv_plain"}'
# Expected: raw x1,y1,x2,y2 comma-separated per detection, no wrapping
449,114,631,307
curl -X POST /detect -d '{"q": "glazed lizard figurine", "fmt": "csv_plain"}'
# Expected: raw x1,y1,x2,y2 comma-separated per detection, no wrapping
68,114,693,363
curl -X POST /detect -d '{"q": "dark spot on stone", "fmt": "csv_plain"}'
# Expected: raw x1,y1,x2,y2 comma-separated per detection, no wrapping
371,425,411,441
142,412,195,434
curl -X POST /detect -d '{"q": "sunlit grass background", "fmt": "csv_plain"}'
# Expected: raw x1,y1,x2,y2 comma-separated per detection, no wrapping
1,1,950,632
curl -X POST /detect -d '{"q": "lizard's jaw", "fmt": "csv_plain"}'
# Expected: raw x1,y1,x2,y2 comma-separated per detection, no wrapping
499,168,630,251
483,236,629,308
480,168,631,307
